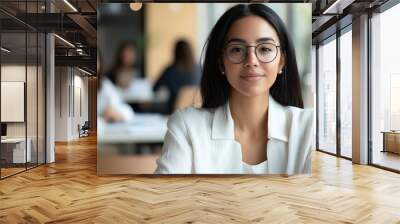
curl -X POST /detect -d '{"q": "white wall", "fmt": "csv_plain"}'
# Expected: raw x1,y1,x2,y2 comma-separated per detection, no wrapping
55,67,68,141
1,65,40,137
1,66,26,136
55,67,89,141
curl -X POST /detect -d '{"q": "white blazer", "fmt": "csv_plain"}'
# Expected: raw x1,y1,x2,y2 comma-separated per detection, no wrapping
154,95,314,174
97,79,135,122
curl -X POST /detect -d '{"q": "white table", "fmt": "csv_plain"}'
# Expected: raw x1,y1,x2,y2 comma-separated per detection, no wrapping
122,92,168,104
97,114,168,144
117,85,169,104
1,138,31,163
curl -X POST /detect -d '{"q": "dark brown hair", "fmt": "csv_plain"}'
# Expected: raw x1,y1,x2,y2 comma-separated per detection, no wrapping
201,4,304,109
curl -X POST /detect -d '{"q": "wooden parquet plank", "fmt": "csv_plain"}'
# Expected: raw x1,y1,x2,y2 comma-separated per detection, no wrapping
1,135,400,223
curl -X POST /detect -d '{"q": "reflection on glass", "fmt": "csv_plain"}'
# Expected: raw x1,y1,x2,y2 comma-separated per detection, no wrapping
318,37,337,154
371,3,400,171
340,30,352,158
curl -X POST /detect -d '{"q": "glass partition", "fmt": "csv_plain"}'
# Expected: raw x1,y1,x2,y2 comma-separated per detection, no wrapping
1,30,28,177
339,29,352,158
317,36,337,155
371,4,400,171
0,1,46,179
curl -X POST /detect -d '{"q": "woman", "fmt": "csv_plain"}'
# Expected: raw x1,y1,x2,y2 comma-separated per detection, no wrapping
107,42,140,89
154,4,313,174
97,50,135,123
106,42,153,113
153,39,201,114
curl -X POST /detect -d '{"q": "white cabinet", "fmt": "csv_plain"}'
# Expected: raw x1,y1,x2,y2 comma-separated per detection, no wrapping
1,138,32,163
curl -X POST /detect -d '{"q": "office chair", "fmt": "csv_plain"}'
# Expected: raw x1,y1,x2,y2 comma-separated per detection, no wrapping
78,121,90,138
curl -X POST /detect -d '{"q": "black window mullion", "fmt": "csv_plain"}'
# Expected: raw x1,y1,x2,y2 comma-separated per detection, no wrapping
25,0,28,171
36,0,39,168
367,11,373,165
336,29,341,157
316,44,319,150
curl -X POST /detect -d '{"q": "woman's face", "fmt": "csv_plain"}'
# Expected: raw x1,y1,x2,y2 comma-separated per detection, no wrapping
222,15,285,98
121,46,136,67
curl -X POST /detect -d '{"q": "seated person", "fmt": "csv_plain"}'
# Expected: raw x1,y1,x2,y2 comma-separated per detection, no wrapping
98,78,135,123
97,50,135,123
106,42,153,110
153,39,201,114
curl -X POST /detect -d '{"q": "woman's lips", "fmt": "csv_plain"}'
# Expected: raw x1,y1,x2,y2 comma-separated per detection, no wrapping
240,72,265,81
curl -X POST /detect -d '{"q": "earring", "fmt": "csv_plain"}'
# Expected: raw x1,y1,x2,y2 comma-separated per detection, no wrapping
279,70,283,74
221,70,225,75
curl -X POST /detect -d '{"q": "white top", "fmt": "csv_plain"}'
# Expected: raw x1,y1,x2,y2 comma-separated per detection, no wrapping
154,95,314,175
97,79,135,122
241,160,268,174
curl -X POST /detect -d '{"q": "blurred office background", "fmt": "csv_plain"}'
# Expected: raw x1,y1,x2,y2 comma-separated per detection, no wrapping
96,3,312,174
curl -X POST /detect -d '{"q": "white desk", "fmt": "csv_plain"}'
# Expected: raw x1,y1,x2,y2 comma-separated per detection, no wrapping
121,92,168,104
97,114,168,144
1,138,31,163
117,85,169,104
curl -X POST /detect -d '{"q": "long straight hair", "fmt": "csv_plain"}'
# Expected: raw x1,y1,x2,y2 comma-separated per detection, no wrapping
174,39,195,73
201,4,304,109
108,42,137,84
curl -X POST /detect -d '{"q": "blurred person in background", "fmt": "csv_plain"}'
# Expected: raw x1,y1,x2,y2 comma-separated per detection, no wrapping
106,42,152,101
153,39,201,114
97,49,135,123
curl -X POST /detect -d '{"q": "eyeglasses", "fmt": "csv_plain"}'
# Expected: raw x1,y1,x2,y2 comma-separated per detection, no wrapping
223,43,281,64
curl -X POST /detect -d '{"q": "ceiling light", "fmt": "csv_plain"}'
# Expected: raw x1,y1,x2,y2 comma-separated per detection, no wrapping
323,0,340,14
78,67,93,76
130,2,143,11
63,0,78,12
1,47,11,53
322,0,355,15
54,34,75,48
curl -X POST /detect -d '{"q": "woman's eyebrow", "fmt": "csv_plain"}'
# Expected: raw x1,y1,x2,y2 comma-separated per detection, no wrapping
256,37,276,43
225,38,246,45
225,37,276,45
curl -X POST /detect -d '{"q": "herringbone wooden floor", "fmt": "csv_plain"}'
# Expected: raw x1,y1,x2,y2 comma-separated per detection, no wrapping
1,135,400,223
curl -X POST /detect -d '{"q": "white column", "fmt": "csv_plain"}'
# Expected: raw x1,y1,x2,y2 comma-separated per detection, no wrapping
352,14,369,164
46,33,55,163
